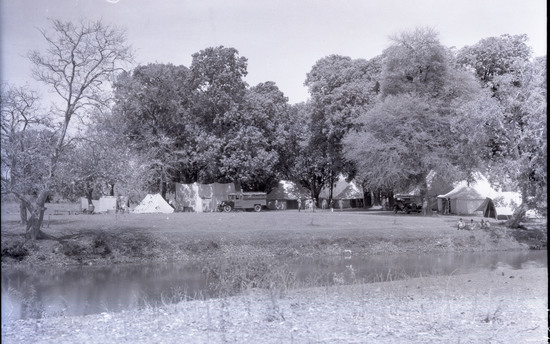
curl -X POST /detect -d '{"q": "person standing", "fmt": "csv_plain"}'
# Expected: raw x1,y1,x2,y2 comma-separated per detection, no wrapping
298,198,302,212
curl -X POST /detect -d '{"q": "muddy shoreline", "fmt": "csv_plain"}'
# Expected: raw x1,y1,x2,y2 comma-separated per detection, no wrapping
2,266,547,343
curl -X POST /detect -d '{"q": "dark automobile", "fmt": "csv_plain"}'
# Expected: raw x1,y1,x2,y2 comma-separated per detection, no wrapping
393,194,422,214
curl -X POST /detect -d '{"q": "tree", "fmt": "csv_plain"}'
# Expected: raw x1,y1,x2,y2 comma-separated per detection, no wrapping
456,34,532,92
344,28,485,214
1,85,48,224
380,27,448,98
189,46,249,183
303,55,381,203
55,116,134,205
4,19,133,239
224,81,292,191
112,63,192,198
458,35,546,225
490,57,546,224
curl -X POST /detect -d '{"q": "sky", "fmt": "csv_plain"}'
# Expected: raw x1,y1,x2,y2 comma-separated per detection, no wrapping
0,0,546,104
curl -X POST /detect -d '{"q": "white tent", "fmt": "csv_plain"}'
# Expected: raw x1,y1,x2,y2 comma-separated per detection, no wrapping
319,175,364,209
80,196,117,213
133,194,174,214
436,173,521,216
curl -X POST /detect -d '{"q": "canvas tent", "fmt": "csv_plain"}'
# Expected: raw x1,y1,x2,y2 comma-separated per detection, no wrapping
437,186,488,215
133,194,174,214
80,196,117,213
266,180,311,210
437,173,521,216
174,182,236,212
319,175,364,210
475,198,497,219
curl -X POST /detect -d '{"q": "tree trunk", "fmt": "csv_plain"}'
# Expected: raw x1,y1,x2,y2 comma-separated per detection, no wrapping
86,184,94,205
19,200,28,225
160,178,167,200
25,190,55,240
507,203,528,228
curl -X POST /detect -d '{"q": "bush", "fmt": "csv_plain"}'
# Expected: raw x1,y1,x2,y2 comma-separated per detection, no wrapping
1,240,29,261
92,233,112,257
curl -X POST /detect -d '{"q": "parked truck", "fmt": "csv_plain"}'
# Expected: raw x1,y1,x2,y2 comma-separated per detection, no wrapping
218,192,267,212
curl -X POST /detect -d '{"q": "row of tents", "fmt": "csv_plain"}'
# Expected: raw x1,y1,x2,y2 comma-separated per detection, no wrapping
171,176,365,213
86,173,520,218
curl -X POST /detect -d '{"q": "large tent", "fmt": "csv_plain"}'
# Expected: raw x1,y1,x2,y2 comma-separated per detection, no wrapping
133,194,174,214
174,182,236,212
266,180,311,210
319,175,364,210
437,173,521,216
437,186,487,215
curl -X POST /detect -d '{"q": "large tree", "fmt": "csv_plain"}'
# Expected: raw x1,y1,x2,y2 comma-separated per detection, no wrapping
188,46,250,183
343,27,485,214
3,19,133,239
458,35,546,224
303,54,381,203
112,63,192,198
226,81,293,191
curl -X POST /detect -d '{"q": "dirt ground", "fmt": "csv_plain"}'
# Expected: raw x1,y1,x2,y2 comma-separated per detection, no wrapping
1,266,547,343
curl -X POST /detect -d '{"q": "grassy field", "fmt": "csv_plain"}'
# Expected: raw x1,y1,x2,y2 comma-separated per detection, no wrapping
1,201,546,268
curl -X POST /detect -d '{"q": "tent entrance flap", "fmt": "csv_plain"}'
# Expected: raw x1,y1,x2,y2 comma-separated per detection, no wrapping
475,197,497,219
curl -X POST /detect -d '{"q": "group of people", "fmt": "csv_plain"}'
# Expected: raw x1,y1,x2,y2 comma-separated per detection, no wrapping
297,198,316,212
457,218,491,230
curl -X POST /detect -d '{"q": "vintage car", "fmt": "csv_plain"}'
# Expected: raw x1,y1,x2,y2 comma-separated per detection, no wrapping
393,194,423,214
218,192,267,212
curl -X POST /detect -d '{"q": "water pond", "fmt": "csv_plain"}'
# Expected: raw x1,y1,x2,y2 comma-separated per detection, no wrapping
2,250,546,321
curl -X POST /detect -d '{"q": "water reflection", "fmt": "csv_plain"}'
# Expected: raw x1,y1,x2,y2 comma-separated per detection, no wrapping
2,250,546,321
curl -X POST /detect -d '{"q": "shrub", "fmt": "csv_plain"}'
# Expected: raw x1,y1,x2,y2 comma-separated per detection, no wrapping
1,239,29,261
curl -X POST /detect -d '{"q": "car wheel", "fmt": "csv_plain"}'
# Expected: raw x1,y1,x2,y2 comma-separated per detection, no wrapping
254,204,262,212
224,205,232,212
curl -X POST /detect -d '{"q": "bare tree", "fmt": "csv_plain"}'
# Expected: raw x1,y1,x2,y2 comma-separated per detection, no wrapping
3,19,133,240
1,84,48,224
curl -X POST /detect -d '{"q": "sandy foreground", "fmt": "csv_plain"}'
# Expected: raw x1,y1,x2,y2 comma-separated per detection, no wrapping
1,266,547,344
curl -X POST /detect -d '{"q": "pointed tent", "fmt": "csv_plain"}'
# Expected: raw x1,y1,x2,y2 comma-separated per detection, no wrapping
475,197,497,219
266,180,311,210
319,175,364,209
133,194,174,214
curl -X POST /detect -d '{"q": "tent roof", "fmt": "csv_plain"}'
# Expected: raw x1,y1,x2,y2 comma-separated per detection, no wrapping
319,175,363,199
334,182,363,199
133,194,174,214
475,197,492,212
267,180,311,200
438,186,485,200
